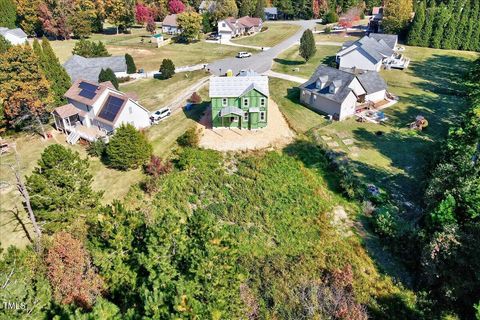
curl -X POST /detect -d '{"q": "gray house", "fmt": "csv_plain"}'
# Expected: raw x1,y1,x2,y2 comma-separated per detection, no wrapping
264,7,278,20
336,34,398,72
0,27,27,45
299,65,388,120
63,55,127,83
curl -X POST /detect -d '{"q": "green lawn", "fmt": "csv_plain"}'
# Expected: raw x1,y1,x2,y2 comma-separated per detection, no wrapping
269,78,326,133
272,45,479,205
45,27,252,70
231,23,300,47
120,71,208,111
272,44,340,78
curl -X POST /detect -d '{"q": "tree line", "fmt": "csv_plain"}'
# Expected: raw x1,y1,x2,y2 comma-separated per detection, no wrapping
407,0,480,51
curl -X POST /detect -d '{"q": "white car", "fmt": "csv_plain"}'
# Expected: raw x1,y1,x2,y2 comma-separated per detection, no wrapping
237,52,252,58
151,107,171,123
332,25,345,31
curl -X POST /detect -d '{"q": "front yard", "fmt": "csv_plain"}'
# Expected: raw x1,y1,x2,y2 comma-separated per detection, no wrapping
231,23,301,47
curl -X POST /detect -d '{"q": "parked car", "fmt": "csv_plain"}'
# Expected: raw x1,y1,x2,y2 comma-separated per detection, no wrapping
207,33,220,41
151,107,171,123
332,25,345,31
237,52,252,58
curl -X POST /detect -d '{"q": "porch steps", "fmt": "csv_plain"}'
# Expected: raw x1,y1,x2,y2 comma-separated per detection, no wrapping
67,131,80,144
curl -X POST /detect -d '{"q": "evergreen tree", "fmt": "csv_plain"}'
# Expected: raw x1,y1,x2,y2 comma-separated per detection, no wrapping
253,0,265,18
454,0,470,50
98,68,119,89
464,0,479,51
430,4,450,48
420,6,436,47
159,58,175,79
406,0,425,46
106,124,153,170
239,0,255,16
299,29,316,62
72,39,110,57
0,0,16,29
125,53,136,74
0,34,11,53
441,0,461,50
26,144,102,234
34,37,72,106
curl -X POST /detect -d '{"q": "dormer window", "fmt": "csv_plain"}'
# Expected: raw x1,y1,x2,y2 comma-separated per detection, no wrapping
316,80,321,89
329,85,336,94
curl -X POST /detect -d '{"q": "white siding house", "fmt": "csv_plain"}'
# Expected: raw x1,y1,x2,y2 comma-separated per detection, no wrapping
300,65,388,121
52,80,151,144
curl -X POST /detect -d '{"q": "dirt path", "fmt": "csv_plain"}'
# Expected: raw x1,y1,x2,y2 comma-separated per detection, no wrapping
198,99,295,152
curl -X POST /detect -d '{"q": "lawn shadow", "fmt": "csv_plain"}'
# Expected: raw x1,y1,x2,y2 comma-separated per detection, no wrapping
410,53,471,96
181,101,209,125
273,58,305,66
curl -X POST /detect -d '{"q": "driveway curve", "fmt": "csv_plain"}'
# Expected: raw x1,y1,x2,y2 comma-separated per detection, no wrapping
207,20,321,76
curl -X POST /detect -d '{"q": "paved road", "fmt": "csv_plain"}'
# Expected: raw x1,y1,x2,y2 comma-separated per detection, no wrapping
207,20,322,76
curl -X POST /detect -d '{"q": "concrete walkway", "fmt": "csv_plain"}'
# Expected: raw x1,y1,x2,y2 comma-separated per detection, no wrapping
264,70,308,84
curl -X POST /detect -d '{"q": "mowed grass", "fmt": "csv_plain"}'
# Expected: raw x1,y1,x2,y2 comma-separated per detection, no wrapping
231,23,301,47
272,44,479,205
121,70,208,111
314,32,361,44
269,78,326,133
272,44,340,78
0,86,209,250
45,26,252,70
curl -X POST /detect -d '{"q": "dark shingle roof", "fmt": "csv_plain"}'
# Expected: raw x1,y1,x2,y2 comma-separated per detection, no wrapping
63,55,127,83
300,65,357,103
356,72,387,94
368,33,398,50
338,35,394,64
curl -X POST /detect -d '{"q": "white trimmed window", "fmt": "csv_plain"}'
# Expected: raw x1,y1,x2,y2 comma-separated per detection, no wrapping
260,98,266,107
232,116,238,122
243,98,249,107
260,111,266,121
222,98,228,106
244,112,248,121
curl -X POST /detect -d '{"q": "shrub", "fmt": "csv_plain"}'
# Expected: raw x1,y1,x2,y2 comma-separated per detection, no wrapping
177,128,199,147
144,155,173,177
87,139,106,158
159,58,175,79
106,124,153,170
324,26,332,34
125,53,136,74
372,206,398,239
188,92,202,104
260,26,268,32
323,11,339,24
72,39,110,57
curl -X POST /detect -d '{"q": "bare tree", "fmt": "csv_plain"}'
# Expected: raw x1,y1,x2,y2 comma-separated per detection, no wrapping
1,145,42,252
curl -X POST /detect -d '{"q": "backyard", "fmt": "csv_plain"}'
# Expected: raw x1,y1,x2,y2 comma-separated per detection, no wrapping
0,87,209,250
272,43,479,206
231,22,301,47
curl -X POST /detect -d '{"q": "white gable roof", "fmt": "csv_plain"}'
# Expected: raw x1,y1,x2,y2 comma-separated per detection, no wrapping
210,76,269,97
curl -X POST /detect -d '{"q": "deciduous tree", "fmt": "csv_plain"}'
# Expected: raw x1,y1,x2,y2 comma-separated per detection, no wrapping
168,0,185,14
177,10,202,42
14,0,42,35
45,232,104,309
382,0,413,35
135,3,153,24
0,45,53,133
72,39,110,57
213,0,238,21
105,0,135,34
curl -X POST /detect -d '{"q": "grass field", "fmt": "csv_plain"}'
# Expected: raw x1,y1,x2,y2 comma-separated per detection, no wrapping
272,44,479,206
121,70,208,111
45,27,251,70
272,44,340,78
314,32,361,43
231,23,301,47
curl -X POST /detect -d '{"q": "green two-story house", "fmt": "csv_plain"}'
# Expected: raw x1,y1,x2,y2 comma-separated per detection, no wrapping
209,75,269,130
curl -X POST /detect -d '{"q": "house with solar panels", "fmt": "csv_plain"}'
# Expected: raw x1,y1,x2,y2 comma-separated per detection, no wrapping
52,80,151,144
209,75,269,130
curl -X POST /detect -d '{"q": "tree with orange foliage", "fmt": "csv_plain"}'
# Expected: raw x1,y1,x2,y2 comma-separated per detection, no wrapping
0,44,53,137
45,232,104,309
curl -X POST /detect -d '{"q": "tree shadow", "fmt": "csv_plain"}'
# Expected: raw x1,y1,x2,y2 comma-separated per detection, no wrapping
181,101,209,124
273,58,305,66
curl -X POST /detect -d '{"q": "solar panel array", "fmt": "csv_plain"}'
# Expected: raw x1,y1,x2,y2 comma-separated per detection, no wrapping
98,95,124,122
78,82,99,100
